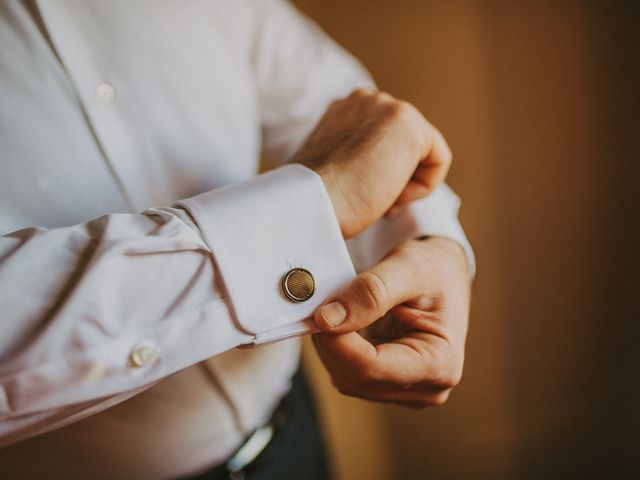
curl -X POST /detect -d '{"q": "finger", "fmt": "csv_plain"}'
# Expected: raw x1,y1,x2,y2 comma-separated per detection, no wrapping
329,373,453,406
416,127,452,190
313,253,423,334
353,389,452,409
314,331,455,391
389,181,432,211
312,332,377,377
388,128,452,210
312,332,434,389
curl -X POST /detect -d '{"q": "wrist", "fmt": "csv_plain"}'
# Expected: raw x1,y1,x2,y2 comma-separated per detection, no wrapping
317,165,353,238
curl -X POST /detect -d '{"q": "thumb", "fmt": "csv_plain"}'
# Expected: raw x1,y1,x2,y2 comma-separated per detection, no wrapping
313,254,420,334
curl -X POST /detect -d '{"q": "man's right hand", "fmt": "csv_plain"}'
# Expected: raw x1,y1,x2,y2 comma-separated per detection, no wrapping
294,88,452,238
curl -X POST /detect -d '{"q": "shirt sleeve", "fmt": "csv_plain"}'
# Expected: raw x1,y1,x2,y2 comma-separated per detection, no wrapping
0,164,354,448
252,0,475,276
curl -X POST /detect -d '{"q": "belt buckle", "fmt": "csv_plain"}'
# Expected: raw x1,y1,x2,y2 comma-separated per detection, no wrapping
225,423,275,479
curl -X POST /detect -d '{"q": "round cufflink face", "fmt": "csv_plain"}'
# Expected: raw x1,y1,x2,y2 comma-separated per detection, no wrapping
282,268,315,302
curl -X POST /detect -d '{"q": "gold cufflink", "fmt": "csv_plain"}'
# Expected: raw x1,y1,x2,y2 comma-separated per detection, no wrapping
282,268,315,302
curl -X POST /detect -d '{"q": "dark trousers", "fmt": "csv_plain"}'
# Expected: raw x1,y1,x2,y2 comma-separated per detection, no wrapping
188,369,331,480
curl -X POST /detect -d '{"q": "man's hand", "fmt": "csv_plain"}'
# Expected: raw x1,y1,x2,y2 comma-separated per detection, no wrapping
295,88,452,238
312,237,470,408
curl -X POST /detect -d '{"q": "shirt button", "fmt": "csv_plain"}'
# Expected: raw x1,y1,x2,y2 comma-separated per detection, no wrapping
129,345,158,367
96,83,115,103
282,268,315,302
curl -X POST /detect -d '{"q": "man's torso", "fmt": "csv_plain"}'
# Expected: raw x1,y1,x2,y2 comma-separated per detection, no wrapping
0,1,300,477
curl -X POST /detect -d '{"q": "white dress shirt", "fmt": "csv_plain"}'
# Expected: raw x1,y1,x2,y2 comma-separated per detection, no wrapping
0,0,474,478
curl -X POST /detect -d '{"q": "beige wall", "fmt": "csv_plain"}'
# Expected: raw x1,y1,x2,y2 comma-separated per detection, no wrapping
295,1,640,479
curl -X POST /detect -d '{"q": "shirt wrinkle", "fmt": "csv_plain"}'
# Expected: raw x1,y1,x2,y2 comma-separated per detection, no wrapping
0,1,473,476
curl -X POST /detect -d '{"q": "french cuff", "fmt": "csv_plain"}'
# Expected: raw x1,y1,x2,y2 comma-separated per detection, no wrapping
176,164,355,345
346,184,476,278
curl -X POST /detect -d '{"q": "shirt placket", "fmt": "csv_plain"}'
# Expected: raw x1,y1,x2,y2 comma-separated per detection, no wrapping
35,0,147,212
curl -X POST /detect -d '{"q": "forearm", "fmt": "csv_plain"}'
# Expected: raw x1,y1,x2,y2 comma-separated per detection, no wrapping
0,164,355,446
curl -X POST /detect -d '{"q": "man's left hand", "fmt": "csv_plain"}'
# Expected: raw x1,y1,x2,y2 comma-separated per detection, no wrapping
312,237,470,408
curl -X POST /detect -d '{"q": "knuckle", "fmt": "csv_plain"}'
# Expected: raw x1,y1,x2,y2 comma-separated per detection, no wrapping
354,271,388,315
427,356,464,391
385,99,408,117
433,369,462,391
387,100,417,121
442,357,464,389
423,358,461,390
351,87,375,99
423,391,451,407
439,373,461,390
444,141,453,164
440,146,453,168
372,91,393,104
447,367,464,389
436,130,453,166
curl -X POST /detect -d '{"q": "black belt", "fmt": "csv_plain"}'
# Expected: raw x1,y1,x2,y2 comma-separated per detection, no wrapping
184,367,333,480
188,399,288,480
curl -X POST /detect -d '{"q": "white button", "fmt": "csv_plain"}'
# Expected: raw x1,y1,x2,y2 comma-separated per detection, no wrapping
96,83,115,103
129,345,158,367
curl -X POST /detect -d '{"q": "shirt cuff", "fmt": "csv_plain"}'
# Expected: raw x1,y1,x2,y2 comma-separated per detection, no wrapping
176,164,355,344
346,184,476,278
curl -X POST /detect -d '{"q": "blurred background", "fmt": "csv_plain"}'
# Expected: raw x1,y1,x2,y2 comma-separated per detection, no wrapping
293,1,639,479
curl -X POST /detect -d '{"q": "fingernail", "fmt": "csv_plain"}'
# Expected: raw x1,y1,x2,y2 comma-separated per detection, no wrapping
319,302,347,328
